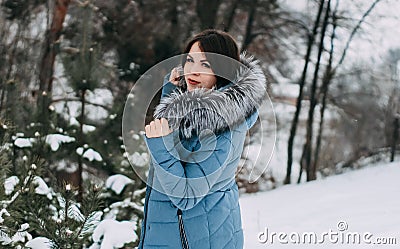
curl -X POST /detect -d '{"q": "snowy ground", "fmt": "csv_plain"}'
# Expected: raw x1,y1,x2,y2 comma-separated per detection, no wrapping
240,161,400,249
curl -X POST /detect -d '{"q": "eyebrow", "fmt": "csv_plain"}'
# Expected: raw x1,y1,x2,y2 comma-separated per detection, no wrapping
187,54,210,63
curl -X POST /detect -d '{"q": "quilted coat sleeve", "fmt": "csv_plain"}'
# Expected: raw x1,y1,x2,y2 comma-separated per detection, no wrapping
144,131,232,211
161,73,176,98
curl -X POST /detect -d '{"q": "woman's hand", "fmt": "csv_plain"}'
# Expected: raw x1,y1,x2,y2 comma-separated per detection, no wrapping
169,66,183,86
145,118,173,138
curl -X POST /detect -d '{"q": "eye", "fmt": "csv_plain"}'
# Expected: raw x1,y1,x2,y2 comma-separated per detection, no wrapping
186,57,194,63
202,63,211,69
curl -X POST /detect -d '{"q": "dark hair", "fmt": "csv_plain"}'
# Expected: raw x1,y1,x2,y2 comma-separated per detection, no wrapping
181,29,240,90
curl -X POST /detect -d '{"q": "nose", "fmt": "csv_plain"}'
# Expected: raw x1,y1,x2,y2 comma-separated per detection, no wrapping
187,63,202,76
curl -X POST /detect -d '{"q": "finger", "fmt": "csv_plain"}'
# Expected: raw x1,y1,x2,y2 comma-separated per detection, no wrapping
169,69,175,81
149,121,156,134
169,68,177,80
161,118,171,135
145,125,152,138
160,117,167,125
169,68,181,85
155,119,163,136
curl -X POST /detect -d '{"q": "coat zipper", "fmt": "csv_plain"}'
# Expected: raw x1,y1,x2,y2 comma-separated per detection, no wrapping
139,165,154,248
140,185,151,247
177,209,189,249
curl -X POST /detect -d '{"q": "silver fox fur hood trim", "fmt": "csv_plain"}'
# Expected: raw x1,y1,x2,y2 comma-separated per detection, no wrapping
153,52,267,139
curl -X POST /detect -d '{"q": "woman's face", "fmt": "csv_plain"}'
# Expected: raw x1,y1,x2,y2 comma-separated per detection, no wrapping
184,41,217,92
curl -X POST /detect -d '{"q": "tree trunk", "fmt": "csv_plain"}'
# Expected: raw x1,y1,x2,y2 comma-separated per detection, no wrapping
313,0,340,172
284,0,325,184
1,23,21,118
222,0,239,32
314,0,383,170
0,21,12,114
391,117,399,162
77,89,86,202
37,0,71,132
302,0,331,182
313,0,380,171
241,0,257,52
196,0,222,29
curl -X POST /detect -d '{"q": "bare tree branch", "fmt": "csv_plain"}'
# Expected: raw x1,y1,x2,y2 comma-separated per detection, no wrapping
335,0,382,69
51,98,111,112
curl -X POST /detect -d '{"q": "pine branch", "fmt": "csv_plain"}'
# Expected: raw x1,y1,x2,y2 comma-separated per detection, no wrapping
0,163,38,209
74,186,103,239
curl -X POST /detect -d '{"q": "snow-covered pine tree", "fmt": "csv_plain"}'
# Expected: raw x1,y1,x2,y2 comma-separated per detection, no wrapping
0,119,104,249
60,1,103,200
59,2,147,247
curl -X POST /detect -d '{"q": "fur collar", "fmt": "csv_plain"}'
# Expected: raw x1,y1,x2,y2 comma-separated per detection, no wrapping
153,52,267,139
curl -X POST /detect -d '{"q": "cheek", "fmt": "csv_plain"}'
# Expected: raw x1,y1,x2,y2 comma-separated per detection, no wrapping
183,64,191,74
205,75,217,88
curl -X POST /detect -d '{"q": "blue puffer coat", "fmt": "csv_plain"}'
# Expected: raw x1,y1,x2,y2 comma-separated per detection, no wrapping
138,54,267,249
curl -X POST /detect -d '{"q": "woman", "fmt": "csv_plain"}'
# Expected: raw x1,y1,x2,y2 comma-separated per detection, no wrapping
138,29,267,249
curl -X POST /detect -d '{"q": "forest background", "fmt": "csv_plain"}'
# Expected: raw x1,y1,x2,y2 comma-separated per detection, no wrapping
0,0,399,248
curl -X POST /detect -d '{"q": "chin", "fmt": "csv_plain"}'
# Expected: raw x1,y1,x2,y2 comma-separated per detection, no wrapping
186,85,197,92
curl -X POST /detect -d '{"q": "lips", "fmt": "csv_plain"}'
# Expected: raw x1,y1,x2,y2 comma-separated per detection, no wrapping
187,78,201,85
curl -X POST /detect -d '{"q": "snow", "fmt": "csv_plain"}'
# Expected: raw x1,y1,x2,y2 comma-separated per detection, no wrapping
0,232,12,246
90,220,137,249
106,174,134,195
240,161,400,248
0,208,10,223
54,195,92,223
109,198,143,214
4,176,19,195
68,204,85,222
70,117,80,126
64,161,399,249
14,138,34,148
45,134,75,151
127,152,149,167
13,134,75,151
54,159,78,173
76,147,103,162
33,176,52,199
86,89,113,118
11,223,32,244
25,237,52,249
84,148,103,162
83,124,96,133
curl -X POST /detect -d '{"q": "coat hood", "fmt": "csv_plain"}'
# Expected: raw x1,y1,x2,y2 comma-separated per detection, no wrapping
153,52,267,139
